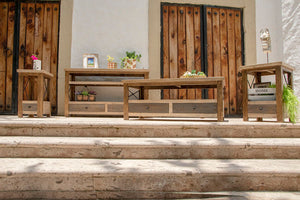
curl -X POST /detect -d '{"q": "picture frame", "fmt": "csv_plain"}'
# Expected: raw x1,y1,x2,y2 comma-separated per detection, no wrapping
83,54,99,68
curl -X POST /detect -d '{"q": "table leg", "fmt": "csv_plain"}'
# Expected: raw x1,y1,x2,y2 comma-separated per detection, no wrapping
217,81,224,122
37,74,44,117
242,71,248,121
123,83,129,120
64,72,70,117
276,66,284,122
18,75,24,118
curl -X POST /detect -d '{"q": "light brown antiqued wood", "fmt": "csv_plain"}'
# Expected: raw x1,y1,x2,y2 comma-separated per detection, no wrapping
242,71,248,121
69,81,123,86
129,103,169,113
177,6,187,99
162,5,170,99
220,8,229,115
217,80,224,121
169,6,178,99
42,3,52,72
123,83,129,120
18,74,24,117
276,66,284,122
186,6,196,99
212,8,221,99
235,10,243,114
0,2,8,111
18,3,27,70
64,71,70,116
206,7,214,99
240,62,295,73
50,3,59,113
5,2,15,111
227,9,237,115
194,7,202,99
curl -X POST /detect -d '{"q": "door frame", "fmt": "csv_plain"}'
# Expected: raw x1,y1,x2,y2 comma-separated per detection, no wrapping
0,0,61,114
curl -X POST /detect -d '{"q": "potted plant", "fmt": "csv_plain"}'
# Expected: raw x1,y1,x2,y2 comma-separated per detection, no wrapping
107,55,117,69
76,91,83,101
121,51,141,69
88,90,96,101
81,91,89,101
282,85,299,123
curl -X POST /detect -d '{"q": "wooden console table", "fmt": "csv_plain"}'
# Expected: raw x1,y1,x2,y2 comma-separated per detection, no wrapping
65,68,149,116
240,62,294,122
123,77,224,121
18,69,53,118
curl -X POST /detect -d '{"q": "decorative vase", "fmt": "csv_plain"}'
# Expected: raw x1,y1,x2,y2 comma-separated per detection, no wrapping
76,95,83,101
123,59,136,69
107,62,117,69
82,95,89,101
88,95,95,101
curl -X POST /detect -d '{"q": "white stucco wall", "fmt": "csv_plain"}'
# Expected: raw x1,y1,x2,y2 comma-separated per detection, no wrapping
256,0,283,64
282,0,300,118
70,0,148,101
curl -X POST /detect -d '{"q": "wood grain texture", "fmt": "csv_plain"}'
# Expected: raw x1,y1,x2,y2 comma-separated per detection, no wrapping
5,2,15,111
19,3,27,70
235,10,243,114
42,3,52,72
227,10,237,115
186,6,195,99
194,7,202,99
206,8,214,99
220,8,229,115
168,6,178,99
212,8,221,98
177,6,187,99
162,6,170,99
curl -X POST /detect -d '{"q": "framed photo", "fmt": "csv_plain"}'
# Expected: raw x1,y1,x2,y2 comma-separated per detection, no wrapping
83,54,99,68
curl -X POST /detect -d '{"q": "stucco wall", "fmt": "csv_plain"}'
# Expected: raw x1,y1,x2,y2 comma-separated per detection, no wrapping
256,0,283,64
282,0,300,118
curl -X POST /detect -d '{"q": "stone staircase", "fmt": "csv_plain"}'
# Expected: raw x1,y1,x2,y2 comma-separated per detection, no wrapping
0,117,299,200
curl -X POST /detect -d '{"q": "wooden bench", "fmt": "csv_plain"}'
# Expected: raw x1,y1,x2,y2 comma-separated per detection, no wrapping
123,77,224,121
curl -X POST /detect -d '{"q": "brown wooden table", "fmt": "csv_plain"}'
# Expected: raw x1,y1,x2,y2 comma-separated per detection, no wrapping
17,69,53,118
240,62,294,122
123,77,224,121
65,68,149,116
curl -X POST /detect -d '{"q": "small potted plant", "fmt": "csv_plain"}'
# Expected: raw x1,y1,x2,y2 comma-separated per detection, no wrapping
107,55,117,69
76,91,83,101
121,51,141,69
81,91,89,101
88,90,96,101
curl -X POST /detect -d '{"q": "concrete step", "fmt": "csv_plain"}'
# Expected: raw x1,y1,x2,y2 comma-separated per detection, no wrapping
1,137,300,159
0,158,299,199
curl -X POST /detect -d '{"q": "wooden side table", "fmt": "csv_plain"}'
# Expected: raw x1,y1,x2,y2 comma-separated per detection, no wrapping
240,62,294,122
17,69,54,118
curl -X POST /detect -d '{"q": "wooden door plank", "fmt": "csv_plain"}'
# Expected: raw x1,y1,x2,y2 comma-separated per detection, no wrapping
34,3,44,60
42,4,53,72
186,6,195,99
227,10,237,115
168,6,178,99
194,7,202,99
50,3,59,113
162,5,170,99
220,8,229,115
5,2,15,111
206,7,214,99
24,3,35,100
177,6,186,99
0,2,8,111
19,3,27,70
235,10,243,114
212,8,221,98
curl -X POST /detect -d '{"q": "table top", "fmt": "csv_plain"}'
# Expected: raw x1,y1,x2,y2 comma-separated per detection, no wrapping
64,68,149,77
240,62,294,74
17,69,54,78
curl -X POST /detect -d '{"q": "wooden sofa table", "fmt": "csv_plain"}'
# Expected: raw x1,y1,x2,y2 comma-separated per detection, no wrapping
65,68,149,116
18,69,53,118
123,77,224,121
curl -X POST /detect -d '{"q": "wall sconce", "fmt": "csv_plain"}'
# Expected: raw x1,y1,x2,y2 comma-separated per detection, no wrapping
260,28,271,63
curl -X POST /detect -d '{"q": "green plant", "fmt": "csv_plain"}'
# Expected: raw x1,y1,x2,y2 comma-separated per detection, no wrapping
121,51,142,68
283,85,299,123
81,91,89,96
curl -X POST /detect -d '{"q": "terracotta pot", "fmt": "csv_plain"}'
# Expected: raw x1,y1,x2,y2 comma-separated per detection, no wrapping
107,62,117,69
82,95,89,101
76,95,83,101
88,95,95,101
123,59,136,69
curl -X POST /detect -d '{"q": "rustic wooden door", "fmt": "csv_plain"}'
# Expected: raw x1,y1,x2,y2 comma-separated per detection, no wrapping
18,1,59,114
0,1,16,113
162,4,203,100
161,4,243,116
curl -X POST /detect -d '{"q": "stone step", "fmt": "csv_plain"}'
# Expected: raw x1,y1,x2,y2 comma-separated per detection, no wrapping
0,158,299,199
1,137,300,159
0,117,299,138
